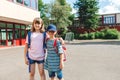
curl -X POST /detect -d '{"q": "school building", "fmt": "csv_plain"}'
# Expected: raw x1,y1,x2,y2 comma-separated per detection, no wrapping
69,13,120,33
0,0,40,47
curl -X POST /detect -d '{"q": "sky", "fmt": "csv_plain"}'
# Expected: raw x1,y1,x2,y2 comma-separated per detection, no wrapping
42,0,120,14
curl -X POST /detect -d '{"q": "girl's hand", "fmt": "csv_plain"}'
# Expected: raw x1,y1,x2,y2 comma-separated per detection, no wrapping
25,57,29,65
59,37,65,45
59,62,64,69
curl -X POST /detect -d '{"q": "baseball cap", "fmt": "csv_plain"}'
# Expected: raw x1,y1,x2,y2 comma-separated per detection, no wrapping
47,24,57,31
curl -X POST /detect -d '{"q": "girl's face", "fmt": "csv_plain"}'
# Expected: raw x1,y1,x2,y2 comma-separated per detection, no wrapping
34,23,41,31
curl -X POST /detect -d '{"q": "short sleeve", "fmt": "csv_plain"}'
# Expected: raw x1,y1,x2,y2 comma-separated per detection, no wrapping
57,40,63,54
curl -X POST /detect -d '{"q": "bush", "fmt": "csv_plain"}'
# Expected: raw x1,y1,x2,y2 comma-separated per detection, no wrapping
95,31,100,39
74,28,120,40
74,33,79,39
98,31,105,39
79,33,88,40
88,32,95,39
103,29,119,39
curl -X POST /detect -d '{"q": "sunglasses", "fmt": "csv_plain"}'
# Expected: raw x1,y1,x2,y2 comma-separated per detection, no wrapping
48,31,55,33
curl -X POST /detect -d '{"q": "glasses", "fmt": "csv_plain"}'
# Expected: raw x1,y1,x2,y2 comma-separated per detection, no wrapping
48,31,55,33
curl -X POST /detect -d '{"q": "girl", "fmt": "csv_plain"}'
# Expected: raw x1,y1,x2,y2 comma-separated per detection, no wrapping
24,17,46,80
44,24,64,80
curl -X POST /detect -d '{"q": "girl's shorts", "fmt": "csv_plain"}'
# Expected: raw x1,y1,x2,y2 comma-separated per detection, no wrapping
29,58,44,64
28,58,44,73
48,70,63,79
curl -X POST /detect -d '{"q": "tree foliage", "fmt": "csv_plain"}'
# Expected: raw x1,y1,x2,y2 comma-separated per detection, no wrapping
38,0,50,27
74,0,99,29
49,0,72,29
38,0,73,33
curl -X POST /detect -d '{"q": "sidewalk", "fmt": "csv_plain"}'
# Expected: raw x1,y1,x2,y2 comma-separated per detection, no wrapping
65,39,120,45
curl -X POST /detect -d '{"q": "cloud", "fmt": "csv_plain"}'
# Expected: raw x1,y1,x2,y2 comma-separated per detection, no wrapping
99,0,120,14
99,5,120,14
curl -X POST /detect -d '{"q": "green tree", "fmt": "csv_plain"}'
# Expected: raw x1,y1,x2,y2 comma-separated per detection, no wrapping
50,0,72,29
57,0,66,5
38,0,45,18
38,0,50,27
74,0,99,30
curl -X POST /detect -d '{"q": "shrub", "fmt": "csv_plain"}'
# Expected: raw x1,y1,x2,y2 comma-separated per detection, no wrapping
104,29,119,39
79,33,88,40
88,32,95,39
74,33,79,39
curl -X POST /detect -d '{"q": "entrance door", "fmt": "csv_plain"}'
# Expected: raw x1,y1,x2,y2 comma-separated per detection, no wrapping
14,29,20,45
0,29,6,46
7,29,13,46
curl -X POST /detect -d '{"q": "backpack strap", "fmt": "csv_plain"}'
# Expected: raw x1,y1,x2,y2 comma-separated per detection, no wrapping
27,31,31,73
28,31,31,48
53,38,57,47
43,32,46,49
53,38,58,54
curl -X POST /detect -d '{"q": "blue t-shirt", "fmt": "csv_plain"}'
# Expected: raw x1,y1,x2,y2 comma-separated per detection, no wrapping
44,39,63,72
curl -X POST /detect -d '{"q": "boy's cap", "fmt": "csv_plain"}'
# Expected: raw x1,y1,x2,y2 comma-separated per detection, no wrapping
47,24,57,31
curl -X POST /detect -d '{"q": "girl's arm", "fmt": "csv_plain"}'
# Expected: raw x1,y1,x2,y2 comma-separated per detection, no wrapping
24,34,29,65
58,37,65,45
24,43,29,65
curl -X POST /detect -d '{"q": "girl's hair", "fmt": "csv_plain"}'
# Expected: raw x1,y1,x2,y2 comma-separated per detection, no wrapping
31,17,45,32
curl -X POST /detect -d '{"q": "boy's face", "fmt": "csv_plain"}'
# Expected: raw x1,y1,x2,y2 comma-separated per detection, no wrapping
48,30,57,37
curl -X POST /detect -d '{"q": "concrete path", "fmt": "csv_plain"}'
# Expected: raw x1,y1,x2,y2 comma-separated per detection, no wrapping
0,40,120,80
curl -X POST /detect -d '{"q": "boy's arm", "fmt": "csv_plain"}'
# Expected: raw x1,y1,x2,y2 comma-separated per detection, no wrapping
59,53,64,69
57,40,64,69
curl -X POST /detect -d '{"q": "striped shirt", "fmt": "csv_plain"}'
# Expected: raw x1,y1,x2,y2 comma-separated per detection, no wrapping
44,39,63,72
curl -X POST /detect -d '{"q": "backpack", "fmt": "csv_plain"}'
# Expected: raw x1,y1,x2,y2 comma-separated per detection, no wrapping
46,38,67,62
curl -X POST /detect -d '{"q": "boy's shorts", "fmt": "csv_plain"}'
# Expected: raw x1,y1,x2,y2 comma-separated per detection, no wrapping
48,70,63,79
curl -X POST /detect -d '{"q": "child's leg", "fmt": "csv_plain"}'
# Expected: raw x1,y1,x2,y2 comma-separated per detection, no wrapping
38,63,46,80
51,77,56,80
30,64,35,80
48,71,55,80
57,70,63,80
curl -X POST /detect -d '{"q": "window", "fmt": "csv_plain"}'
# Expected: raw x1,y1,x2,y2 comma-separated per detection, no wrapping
7,29,13,40
24,0,30,7
15,0,38,10
21,30,26,38
16,0,23,4
103,16,115,24
15,29,20,39
1,29,6,40
15,24,20,29
0,22,6,28
7,0,13,2
21,25,26,29
31,0,37,9
0,29,6,45
7,23,13,28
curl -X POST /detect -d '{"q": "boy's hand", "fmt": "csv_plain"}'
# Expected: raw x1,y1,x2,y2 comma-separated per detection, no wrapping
59,62,64,69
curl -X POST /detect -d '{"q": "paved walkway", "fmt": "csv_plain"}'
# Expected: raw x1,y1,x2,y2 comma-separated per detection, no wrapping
0,40,120,80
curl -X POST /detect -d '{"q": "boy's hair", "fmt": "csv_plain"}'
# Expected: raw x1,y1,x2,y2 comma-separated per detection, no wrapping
31,17,45,32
